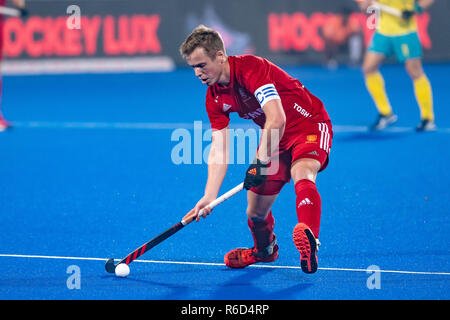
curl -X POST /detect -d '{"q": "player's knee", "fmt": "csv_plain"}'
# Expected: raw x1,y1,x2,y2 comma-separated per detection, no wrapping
246,202,273,221
363,65,379,76
362,51,384,75
362,57,380,75
291,158,320,183
247,214,266,223
405,60,424,80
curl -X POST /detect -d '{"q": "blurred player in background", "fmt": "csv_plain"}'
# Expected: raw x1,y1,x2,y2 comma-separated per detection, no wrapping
0,0,26,132
359,0,435,131
180,25,333,274
322,6,364,69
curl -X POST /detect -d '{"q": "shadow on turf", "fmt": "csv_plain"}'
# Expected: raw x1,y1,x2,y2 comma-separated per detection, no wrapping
101,273,192,299
100,267,314,299
210,268,314,300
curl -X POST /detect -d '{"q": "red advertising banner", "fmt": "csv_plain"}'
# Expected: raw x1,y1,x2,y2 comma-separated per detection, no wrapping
0,0,447,74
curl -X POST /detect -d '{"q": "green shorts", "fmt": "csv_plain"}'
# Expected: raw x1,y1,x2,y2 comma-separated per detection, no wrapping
368,31,423,62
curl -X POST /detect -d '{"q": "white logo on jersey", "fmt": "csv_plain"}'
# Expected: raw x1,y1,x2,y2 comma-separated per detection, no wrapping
293,103,311,118
254,84,280,108
223,103,232,112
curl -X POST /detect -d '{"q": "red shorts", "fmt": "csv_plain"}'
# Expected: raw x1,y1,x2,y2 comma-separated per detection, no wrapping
251,120,333,196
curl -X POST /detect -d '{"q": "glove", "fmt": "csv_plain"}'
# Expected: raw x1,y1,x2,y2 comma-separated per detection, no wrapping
401,10,415,20
15,7,28,17
243,159,269,190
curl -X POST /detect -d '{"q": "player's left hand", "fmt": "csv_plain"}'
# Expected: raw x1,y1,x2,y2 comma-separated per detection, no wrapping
243,159,269,190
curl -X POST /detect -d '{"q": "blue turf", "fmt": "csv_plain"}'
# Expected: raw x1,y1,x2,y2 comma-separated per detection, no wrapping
0,63,449,300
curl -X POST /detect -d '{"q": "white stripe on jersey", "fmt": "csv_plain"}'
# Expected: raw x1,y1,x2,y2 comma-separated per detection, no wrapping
254,84,281,108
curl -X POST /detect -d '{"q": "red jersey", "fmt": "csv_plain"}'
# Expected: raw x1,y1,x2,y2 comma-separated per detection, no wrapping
205,55,331,150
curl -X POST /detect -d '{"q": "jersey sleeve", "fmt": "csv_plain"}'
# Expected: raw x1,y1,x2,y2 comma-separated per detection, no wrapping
205,90,230,131
236,56,281,108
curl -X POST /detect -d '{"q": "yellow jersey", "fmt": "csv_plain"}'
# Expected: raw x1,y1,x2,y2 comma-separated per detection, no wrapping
377,0,418,35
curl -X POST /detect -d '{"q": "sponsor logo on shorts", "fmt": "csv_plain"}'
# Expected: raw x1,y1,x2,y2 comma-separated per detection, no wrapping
306,150,319,157
306,134,317,143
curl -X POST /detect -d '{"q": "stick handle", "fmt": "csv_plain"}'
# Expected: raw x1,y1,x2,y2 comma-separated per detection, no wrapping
376,3,402,17
105,183,245,272
0,6,21,17
181,183,244,225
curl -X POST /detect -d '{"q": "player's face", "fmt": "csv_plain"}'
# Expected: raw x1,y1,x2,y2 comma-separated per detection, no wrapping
186,47,225,86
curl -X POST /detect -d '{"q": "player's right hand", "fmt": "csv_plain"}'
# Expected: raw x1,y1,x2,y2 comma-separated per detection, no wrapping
243,158,269,190
184,195,216,222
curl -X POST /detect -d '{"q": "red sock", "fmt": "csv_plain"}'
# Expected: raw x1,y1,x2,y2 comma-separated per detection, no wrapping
295,179,321,238
248,211,275,251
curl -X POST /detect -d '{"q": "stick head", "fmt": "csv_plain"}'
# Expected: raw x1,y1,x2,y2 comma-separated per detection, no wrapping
105,258,116,273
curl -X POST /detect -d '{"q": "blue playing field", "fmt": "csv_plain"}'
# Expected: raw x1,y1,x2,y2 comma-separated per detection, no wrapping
0,63,449,300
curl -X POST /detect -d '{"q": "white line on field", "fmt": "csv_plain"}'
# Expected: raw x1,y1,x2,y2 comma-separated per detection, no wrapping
9,121,450,133
0,254,449,276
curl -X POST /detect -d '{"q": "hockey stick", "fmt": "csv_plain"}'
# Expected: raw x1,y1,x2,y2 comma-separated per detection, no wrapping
0,6,26,17
105,182,244,273
375,3,402,17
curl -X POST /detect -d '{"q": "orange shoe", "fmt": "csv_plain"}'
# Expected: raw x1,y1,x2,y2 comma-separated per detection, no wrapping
293,223,319,274
224,236,278,268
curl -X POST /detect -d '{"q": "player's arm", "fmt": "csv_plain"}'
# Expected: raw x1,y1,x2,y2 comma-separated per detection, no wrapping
243,99,286,190
401,0,432,19
185,126,229,221
10,0,27,17
204,126,230,200
256,99,286,163
417,0,433,10
357,0,377,11
12,0,25,8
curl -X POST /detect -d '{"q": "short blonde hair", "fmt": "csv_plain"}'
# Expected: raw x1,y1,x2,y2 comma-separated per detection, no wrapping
179,25,226,60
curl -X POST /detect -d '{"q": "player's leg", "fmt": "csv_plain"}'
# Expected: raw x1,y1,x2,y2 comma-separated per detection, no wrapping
289,121,332,273
405,58,435,131
291,158,322,238
363,33,397,130
225,149,292,268
394,32,434,131
290,158,322,274
224,182,284,268
246,189,279,253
